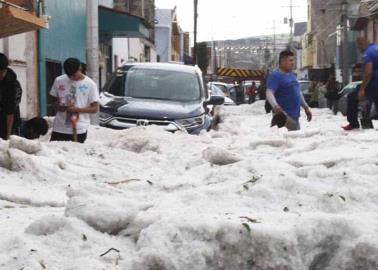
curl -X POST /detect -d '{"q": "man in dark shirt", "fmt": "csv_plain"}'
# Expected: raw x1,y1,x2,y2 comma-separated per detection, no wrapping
0,53,21,140
343,37,378,130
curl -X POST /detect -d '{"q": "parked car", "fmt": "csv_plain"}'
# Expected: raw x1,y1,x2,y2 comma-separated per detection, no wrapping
299,80,311,105
207,83,236,106
338,81,362,116
210,82,235,97
99,63,224,134
228,85,245,105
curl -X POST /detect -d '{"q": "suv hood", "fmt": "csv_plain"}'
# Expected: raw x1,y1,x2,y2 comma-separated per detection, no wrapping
102,96,205,120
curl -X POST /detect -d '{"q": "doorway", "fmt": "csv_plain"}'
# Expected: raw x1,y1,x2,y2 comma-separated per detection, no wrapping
45,60,62,116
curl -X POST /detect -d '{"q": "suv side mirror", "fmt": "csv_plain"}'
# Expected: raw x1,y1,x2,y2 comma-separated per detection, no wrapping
207,95,225,106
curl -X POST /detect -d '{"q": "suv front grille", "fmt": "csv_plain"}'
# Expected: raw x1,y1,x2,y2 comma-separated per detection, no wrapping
115,117,172,127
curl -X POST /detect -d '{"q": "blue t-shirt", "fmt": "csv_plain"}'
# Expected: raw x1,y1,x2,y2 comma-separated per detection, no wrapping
363,44,378,87
267,70,301,120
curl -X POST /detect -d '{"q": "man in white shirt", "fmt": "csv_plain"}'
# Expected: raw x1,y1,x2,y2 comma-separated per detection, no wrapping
50,58,99,143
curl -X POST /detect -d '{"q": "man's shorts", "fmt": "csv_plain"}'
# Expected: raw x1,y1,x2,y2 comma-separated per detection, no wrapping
285,116,300,131
271,112,300,131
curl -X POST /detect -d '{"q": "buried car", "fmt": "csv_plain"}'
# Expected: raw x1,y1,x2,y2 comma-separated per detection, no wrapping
99,63,224,134
337,81,377,118
299,80,311,105
338,81,361,116
208,83,236,106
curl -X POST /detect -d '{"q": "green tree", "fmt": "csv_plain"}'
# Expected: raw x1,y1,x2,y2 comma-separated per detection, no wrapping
196,42,209,75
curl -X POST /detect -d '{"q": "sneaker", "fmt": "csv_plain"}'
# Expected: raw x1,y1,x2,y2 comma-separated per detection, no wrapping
342,124,359,131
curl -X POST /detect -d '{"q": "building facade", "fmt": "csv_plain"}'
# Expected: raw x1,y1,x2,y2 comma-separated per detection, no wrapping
110,0,156,72
155,7,187,63
0,0,47,118
155,8,172,62
293,22,307,78
206,34,291,72
39,0,87,116
302,0,360,83
353,0,378,42
2,0,156,119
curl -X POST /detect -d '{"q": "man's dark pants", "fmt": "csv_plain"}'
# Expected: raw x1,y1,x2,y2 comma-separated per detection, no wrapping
50,132,87,143
0,107,21,140
0,113,7,140
347,84,378,128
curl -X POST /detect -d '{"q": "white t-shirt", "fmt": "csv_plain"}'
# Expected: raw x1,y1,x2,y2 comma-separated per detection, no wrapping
50,75,99,134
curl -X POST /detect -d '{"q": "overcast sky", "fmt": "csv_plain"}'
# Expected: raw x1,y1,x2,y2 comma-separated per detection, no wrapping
155,0,308,41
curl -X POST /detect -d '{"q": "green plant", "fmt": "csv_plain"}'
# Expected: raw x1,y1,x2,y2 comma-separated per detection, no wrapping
242,176,261,190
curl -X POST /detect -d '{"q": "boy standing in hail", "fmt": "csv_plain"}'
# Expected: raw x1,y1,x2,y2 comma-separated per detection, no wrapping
50,58,99,143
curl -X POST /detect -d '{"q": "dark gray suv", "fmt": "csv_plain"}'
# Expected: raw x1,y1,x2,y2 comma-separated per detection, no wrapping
99,63,224,134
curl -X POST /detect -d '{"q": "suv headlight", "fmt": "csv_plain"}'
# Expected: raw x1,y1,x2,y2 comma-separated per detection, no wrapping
176,115,205,129
99,111,113,122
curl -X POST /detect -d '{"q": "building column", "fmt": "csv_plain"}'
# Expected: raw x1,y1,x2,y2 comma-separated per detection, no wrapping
86,0,99,86
86,0,99,124
25,32,39,118
3,37,9,56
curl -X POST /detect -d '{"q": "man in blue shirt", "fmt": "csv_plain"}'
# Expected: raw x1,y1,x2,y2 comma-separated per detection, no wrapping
343,37,378,130
266,50,312,131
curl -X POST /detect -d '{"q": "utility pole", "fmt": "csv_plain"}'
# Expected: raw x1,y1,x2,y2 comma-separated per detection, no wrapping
212,40,217,74
141,0,145,18
273,21,277,68
86,0,99,124
86,0,99,86
341,0,349,86
289,0,294,43
282,0,297,46
265,22,277,68
193,0,198,66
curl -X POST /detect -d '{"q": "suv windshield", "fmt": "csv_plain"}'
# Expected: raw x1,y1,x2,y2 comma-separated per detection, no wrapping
121,68,201,102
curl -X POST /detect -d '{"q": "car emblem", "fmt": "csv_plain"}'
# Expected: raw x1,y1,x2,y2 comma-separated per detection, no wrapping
136,119,149,126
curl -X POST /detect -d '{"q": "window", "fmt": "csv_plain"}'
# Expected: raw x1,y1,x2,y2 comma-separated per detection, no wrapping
103,69,128,96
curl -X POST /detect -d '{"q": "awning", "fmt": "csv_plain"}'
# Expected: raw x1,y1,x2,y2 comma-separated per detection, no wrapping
351,17,369,31
0,5,47,38
99,5,150,41
351,0,376,31
368,1,378,13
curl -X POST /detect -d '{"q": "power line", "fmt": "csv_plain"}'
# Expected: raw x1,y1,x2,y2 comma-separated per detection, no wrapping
193,0,198,66
282,0,299,43
341,0,350,85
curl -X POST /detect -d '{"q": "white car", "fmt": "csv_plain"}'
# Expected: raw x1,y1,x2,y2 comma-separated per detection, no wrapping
338,81,362,116
208,83,235,106
210,82,235,96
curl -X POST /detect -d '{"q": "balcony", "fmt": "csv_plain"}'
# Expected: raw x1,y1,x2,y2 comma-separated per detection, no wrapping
99,5,150,42
112,0,155,43
0,0,47,38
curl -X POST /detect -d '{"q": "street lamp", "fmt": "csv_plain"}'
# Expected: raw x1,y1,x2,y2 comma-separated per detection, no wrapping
193,0,198,66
